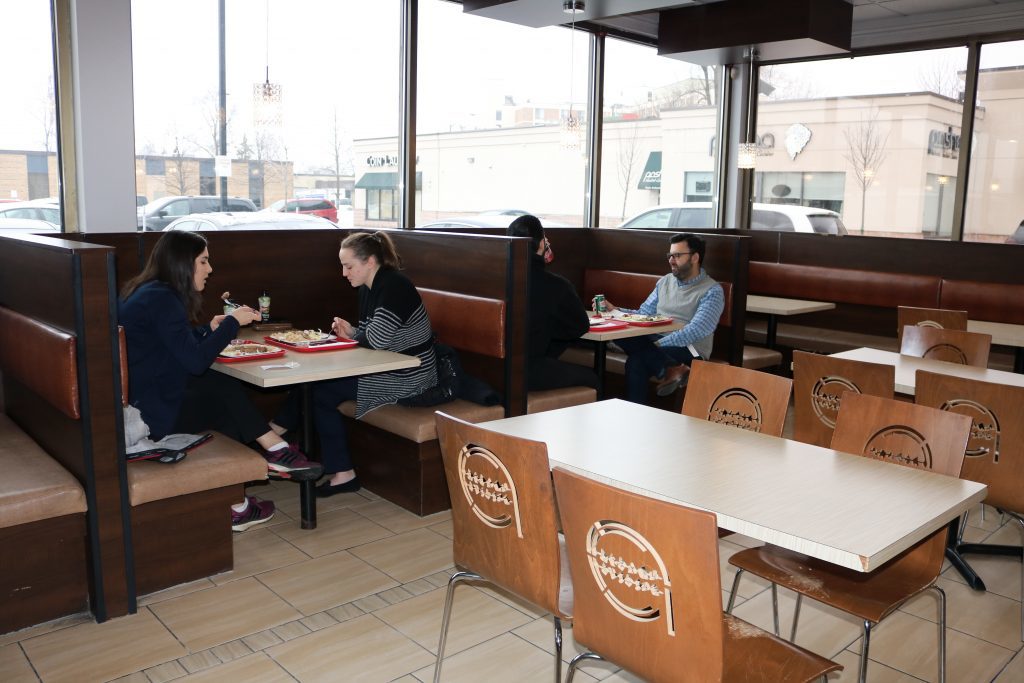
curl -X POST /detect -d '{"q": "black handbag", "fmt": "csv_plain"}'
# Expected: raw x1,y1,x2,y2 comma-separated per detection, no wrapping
397,343,460,407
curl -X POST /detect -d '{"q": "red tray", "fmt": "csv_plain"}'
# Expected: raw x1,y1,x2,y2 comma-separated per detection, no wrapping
263,336,359,353
216,341,285,363
589,320,630,332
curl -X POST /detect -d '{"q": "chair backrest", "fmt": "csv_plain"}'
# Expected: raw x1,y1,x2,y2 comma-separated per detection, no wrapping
552,466,724,683
897,306,968,343
792,350,895,447
899,326,991,367
915,370,1024,516
680,360,792,436
831,393,972,580
434,411,565,617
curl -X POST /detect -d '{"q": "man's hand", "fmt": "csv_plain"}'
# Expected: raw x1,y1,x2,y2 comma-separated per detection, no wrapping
593,296,618,314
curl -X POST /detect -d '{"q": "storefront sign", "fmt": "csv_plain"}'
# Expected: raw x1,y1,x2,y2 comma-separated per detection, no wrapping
928,127,960,159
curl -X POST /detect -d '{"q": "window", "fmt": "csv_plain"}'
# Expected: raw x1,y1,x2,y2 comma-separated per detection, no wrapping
26,153,50,199
754,48,967,237
163,199,191,217
132,1,399,228
963,40,1024,244
145,158,166,175
751,209,795,231
599,37,721,227
412,0,588,227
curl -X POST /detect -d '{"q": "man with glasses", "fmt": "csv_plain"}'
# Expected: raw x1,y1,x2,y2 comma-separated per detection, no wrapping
599,233,724,402
508,215,598,392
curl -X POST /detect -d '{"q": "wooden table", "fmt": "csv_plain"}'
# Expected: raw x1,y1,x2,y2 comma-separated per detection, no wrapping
968,320,1024,373
830,347,1024,396
747,295,836,349
581,319,682,400
479,399,986,572
213,331,420,528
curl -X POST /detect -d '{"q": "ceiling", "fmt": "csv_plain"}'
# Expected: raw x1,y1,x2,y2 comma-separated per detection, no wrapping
454,0,1024,57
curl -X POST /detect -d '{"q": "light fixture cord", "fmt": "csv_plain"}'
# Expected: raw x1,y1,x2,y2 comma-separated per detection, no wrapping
265,0,270,83
569,10,576,122
746,47,756,144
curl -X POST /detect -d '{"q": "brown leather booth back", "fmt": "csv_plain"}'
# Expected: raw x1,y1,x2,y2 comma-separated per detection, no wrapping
749,262,941,309
419,288,506,359
0,306,79,420
940,279,1024,325
583,269,733,326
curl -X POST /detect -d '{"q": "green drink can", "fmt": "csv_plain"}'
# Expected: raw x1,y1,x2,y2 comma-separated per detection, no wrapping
594,294,606,315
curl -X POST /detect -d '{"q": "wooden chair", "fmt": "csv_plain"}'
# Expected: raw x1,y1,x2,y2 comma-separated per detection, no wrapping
726,393,972,683
900,326,991,367
681,360,793,437
551,467,842,683
916,370,1024,640
792,350,895,448
897,306,968,344
433,412,570,683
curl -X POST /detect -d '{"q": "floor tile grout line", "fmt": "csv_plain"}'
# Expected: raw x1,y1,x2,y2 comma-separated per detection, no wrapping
16,640,43,683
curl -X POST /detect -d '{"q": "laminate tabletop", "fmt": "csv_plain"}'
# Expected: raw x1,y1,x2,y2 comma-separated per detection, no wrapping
581,319,683,342
479,399,985,572
746,295,836,316
968,320,1024,348
830,347,1024,396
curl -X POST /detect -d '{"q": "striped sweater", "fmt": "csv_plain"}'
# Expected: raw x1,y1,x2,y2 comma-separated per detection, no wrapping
353,267,438,417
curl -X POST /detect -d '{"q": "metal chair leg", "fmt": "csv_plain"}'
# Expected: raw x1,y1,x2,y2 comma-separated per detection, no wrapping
553,616,563,683
726,569,744,614
433,570,481,683
790,593,803,642
771,583,780,637
857,620,872,683
933,584,946,683
565,652,604,683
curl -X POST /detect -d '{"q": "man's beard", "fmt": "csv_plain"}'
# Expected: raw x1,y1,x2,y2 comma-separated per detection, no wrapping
672,264,693,280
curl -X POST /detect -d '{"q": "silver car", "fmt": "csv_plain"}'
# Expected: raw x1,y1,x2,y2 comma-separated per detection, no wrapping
163,212,339,231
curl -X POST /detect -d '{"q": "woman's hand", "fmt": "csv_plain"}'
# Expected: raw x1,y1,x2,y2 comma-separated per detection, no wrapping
332,316,355,339
220,306,260,328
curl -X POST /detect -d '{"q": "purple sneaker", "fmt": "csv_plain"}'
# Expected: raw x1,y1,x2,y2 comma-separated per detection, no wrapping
231,496,275,532
262,443,323,482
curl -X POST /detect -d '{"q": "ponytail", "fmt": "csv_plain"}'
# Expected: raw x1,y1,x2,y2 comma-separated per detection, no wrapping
341,231,402,270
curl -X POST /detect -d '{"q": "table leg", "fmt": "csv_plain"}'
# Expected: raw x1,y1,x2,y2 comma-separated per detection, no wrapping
298,384,317,530
593,341,607,401
765,315,778,350
1015,348,1023,374
945,520,985,591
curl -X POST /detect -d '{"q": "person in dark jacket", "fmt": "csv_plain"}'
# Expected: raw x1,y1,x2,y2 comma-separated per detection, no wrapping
119,231,322,531
508,215,597,391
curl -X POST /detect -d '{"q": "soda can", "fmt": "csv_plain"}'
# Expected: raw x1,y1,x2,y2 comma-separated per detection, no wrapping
594,294,606,315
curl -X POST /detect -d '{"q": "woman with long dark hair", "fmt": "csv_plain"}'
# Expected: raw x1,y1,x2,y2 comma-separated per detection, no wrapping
119,230,322,531
271,231,438,497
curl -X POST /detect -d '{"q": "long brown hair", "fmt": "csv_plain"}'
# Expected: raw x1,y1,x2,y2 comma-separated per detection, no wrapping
121,231,208,321
341,231,402,270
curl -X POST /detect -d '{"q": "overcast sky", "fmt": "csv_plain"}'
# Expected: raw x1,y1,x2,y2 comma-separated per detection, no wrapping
1,0,1021,171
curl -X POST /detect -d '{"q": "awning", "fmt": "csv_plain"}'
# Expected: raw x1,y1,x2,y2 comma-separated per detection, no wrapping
354,171,422,190
637,152,661,190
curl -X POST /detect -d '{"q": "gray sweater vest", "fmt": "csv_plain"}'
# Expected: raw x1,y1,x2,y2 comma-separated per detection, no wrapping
655,272,719,360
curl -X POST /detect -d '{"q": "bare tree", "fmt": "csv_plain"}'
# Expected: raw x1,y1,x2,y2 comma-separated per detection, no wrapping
918,57,965,100
616,122,643,220
190,90,235,159
760,65,818,101
656,66,718,110
329,108,353,207
36,77,57,152
843,113,889,234
166,138,198,195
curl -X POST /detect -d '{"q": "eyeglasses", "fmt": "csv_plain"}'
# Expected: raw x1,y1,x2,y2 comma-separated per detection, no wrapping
666,251,694,260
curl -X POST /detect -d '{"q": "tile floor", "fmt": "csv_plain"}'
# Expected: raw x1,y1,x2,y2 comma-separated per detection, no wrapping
2,482,1023,682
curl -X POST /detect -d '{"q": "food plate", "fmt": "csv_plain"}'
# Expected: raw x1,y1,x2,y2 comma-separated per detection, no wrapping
216,340,286,363
618,314,673,327
268,329,332,345
263,335,359,353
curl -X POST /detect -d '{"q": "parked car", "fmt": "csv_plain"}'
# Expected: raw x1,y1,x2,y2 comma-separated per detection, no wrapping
0,200,61,225
1007,220,1024,245
0,216,60,235
138,195,257,231
417,215,569,230
265,197,338,222
163,212,338,231
618,202,848,235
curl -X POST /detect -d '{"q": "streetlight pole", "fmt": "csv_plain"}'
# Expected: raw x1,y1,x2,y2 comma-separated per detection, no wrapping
937,175,949,235
218,0,227,210
860,168,873,234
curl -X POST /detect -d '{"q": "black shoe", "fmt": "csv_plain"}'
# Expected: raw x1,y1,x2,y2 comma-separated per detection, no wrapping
316,476,362,497
655,363,691,397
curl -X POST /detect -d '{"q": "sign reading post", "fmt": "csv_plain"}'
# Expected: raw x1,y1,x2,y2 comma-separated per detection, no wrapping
215,155,232,178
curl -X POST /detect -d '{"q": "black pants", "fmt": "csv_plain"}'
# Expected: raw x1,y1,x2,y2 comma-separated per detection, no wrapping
173,370,269,444
274,378,359,474
527,355,599,392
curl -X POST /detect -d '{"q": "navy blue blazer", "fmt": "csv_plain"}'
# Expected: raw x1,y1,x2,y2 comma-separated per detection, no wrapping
119,281,240,440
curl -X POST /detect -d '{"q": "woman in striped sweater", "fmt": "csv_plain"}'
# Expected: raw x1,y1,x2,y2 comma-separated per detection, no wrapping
272,231,438,497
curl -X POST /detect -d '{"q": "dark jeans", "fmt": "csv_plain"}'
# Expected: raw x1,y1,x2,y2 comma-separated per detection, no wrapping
527,355,599,392
275,378,359,474
616,335,697,404
173,370,269,443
